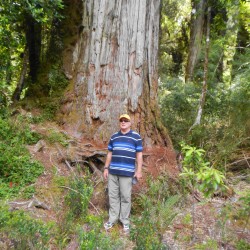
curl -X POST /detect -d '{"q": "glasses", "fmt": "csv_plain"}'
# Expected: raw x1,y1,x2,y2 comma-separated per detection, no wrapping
120,119,130,123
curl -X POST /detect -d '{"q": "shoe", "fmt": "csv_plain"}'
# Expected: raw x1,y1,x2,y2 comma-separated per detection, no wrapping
123,224,130,234
104,221,114,230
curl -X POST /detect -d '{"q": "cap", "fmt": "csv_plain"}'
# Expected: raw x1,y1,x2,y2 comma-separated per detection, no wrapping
119,114,131,121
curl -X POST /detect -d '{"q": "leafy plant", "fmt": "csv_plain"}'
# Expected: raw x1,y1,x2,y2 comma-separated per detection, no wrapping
180,143,228,242
180,143,227,198
65,172,94,220
0,204,52,249
77,215,122,250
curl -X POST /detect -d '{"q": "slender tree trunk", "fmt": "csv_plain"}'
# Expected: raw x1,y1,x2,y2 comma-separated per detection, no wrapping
12,47,29,102
222,0,239,86
5,51,12,85
185,0,206,82
60,0,172,147
25,14,41,83
190,7,211,130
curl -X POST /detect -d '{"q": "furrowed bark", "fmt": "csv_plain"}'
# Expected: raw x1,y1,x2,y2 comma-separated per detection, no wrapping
60,0,172,148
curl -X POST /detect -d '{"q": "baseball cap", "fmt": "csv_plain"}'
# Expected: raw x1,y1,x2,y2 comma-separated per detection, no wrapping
119,114,131,121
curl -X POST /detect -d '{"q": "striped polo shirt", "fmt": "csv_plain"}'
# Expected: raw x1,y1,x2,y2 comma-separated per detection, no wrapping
108,130,143,177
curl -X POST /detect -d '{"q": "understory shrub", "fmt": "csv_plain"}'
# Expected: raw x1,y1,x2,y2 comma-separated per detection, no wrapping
0,114,44,198
77,215,122,250
0,204,52,249
159,72,250,167
131,174,180,249
131,195,179,250
65,172,94,220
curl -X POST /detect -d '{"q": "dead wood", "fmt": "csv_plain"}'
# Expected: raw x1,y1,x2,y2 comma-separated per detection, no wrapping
56,144,73,171
76,149,107,158
28,197,50,210
88,160,103,177
8,197,50,210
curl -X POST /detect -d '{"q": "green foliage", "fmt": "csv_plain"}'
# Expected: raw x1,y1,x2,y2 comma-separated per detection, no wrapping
237,192,250,223
193,239,219,250
131,175,180,250
180,143,227,198
0,0,64,104
215,194,250,247
47,129,69,147
0,114,43,198
77,215,122,250
160,0,190,76
159,78,200,148
0,204,52,249
40,101,60,121
48,64,68,97
159,1,250,171
236,239,250,250
159,70,250,166
131,195,179,250
65,172,94,220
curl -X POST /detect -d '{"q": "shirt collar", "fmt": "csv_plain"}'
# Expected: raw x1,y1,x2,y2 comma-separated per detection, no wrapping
119,129,132,135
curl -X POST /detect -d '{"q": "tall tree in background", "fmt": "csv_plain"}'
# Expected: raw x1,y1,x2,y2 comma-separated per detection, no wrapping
60,0,171,147
25,14,42,84
0,0,64,102
222,0,240,85
185,0,206,82
190,6,211,129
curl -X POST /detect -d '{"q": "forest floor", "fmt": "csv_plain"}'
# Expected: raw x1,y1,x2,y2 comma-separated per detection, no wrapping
5,111,250,249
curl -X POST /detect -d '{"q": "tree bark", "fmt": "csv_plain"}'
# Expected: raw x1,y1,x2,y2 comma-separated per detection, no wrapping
12,47,29,102
222,0,239,86
60,0,172,147
190,7,211,130
25,14,41,83
185,0,206,82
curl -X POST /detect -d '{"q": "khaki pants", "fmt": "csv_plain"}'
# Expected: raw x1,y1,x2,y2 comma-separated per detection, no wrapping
108,174,133,225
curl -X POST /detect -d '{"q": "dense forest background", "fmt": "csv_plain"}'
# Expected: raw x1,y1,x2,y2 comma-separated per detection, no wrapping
0,0,249,249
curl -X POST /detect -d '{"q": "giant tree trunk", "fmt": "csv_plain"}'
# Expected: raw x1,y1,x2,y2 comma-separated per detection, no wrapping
60,0,172,147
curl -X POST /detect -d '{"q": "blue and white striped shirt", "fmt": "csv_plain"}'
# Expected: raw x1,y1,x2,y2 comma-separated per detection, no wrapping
108,130,143,177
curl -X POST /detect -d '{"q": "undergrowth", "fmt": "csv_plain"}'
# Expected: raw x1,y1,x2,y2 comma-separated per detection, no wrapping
0,204,52,249
77,215,123,250
131,174,181,249
55,171,122,249
0,112,44,199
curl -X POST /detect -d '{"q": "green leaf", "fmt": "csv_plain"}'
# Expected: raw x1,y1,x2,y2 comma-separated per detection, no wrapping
214,172,221,184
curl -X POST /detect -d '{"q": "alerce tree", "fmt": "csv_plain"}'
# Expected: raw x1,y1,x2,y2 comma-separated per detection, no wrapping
60,0,171,147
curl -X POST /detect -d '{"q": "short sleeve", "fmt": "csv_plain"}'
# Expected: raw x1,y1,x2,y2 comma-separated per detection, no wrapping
135,135,143,152
107,138,113,151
